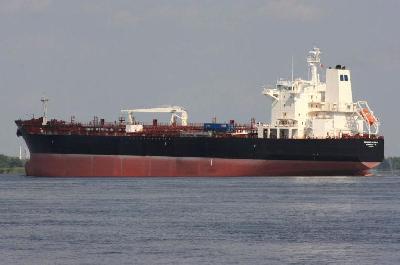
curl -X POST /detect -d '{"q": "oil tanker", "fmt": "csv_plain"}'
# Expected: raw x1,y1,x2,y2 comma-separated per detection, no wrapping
16,47,384,177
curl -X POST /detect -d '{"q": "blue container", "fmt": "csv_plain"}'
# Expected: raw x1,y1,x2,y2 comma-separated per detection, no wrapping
203,123,234,132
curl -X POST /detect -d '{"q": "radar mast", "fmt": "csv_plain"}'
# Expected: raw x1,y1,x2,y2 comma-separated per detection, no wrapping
307,47,321,85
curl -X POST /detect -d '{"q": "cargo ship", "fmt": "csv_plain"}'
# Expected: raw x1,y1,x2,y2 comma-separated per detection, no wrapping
16,47,384,177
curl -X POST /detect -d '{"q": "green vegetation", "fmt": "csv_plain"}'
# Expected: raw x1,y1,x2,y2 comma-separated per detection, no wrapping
377,157,400,171
0,154,25,174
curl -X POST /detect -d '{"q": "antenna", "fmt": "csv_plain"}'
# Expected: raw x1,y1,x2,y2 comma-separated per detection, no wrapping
41,96,49,126
291,55,294,89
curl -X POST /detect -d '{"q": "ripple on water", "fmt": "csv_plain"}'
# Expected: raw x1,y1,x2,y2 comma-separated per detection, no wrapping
0,174,399,265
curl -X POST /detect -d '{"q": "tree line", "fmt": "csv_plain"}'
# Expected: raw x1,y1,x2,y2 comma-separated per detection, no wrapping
376,157,400,171
0,154,25,168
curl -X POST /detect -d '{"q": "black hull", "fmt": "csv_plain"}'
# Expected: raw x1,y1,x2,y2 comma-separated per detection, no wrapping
22,134,384,163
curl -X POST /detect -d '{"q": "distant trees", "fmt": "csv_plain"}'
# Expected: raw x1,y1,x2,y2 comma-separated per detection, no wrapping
376,157,400,171
0,154,24,168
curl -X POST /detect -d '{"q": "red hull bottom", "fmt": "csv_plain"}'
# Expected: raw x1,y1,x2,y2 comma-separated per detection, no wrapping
25,153,380,177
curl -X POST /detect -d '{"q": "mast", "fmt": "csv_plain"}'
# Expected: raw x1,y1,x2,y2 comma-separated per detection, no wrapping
291,55,294,89
41,96,49,125
307,47,321,85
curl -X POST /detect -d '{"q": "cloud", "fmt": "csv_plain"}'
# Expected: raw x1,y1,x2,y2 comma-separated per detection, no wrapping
106,1,323,29
108,3,247,30
0,0,51,14
111,9,143,26
257,0,323,21
1,33,58,61
109,5,200,27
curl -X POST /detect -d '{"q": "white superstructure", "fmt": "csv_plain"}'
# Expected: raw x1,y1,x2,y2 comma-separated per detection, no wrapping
259,47,379,139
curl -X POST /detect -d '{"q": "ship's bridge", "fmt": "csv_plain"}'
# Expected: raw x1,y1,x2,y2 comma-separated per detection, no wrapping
258,47,380,139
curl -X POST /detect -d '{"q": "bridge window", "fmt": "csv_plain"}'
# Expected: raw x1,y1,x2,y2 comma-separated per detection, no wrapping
340,75,344,81
344,75,349,81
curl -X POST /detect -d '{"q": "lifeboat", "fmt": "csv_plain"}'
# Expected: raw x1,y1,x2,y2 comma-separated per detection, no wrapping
360,108,377,125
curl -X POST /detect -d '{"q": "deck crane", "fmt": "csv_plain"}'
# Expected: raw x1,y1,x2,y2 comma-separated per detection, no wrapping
121,106,188,126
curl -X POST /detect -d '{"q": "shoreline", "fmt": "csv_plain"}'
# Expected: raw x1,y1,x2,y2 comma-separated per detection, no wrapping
0,167,25,174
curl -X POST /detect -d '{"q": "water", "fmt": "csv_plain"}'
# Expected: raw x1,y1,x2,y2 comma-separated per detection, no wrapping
0,174,399,265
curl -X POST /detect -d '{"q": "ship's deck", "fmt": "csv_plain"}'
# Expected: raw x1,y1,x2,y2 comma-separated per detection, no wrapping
15,117,383,140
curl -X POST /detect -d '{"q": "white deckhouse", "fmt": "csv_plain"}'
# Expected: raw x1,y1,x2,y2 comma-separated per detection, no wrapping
258,47,379,139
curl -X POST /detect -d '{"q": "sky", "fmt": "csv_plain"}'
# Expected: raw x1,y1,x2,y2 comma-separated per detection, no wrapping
0,0,399,156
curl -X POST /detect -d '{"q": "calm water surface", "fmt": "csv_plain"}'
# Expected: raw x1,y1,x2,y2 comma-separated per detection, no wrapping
0,174,399,265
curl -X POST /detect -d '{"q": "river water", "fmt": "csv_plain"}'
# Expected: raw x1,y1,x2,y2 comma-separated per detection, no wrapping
0,174,399,265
